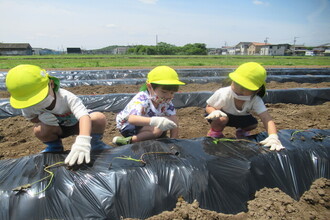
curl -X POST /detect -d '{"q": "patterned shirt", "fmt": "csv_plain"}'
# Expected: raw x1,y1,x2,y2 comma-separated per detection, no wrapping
116,91,176,130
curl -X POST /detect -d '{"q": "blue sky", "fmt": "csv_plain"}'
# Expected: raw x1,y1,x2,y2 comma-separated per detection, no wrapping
1,0,329,50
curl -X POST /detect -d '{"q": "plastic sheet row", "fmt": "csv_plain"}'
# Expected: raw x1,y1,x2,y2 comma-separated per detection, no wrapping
1,75,330,90
0,129,329,219
1,67,329,79
1,88,329,118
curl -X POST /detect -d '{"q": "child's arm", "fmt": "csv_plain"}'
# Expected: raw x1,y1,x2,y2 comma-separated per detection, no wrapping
205,105,216,114
259,111,285,151
259,111,277,134
128,115,152,126
78,115,92,136
168,115,179,138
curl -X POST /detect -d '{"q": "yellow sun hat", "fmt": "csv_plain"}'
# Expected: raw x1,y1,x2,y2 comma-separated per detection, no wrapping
229,62,266,91
147,66,185,85
5,64,59,109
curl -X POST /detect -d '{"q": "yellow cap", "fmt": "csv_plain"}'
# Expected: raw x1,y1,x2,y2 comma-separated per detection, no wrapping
229,62,266,91
5,64,59,109
147,66,185,85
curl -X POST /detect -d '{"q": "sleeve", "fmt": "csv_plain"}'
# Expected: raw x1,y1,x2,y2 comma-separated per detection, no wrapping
253,97,268,115
65,91,89,119
206,89,225,109
165,103,176,116
21,108,39,121
118,92,148,120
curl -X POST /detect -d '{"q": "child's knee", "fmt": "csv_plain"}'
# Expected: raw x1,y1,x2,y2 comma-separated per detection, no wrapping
33,124,59,139
152,128,165,138
91,112,106,130
211,116,228,127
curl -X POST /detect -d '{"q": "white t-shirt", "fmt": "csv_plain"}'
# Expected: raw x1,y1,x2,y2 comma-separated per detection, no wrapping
22,88,89,127
206,86,267,115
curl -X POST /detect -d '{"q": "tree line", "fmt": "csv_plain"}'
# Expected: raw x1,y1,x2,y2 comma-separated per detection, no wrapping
127,42,207,55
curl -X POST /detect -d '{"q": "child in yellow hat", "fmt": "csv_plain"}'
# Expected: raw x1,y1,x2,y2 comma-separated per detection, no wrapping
6,64,109,166
112,66,185,145
205,62,284,151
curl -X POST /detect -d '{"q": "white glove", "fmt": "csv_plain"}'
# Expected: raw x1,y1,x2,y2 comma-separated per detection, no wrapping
205,110,228,120
38,112,59,126
260,134,285,151
150,117,177,131
65,135,92,166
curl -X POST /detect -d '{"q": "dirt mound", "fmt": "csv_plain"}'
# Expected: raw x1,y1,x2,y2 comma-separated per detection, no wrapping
128,178,329,220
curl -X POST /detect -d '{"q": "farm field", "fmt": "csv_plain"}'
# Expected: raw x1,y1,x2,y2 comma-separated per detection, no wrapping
1,54,330,69
0,64,329,219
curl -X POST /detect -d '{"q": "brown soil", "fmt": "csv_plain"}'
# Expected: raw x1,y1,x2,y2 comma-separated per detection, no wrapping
0,81,329,219
129,178,330,220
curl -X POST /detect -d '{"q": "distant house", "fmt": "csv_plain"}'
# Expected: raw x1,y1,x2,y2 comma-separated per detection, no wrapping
227,47,239,55
235,42,252,55
260,44,291,56
305,51,315,56
33,48,60,55
313,43,330,56
0,43,33,55
247,42,268,55
113,47,128,55
67,47,82,54
208,48,222,55
290,45,308,56
324,49,330,56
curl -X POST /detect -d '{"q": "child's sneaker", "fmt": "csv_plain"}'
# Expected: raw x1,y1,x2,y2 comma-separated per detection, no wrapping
42,139,64,153
207,129,224,138
112,136,132,146
42,145,64,153
236,128,250,139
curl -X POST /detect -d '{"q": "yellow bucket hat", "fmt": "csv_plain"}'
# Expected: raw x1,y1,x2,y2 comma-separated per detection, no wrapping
229,62,266,91
147,66,185,85
6,64,60,109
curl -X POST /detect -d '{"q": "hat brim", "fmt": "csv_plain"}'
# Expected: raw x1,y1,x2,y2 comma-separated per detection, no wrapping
149,80,185,85
10,83,49,109
229,72,259,91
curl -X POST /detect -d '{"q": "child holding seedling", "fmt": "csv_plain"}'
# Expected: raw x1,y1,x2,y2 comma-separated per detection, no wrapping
113,66,185,146
205,62,285,151
6,64,109,166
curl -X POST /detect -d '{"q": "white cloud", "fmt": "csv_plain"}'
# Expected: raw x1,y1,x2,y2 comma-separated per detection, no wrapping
138,0,158,4
252,0,269,6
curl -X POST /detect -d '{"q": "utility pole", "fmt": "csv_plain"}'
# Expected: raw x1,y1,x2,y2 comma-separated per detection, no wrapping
293,36,299,56
156,35,158,45
263,37,269,55
264,37,269,44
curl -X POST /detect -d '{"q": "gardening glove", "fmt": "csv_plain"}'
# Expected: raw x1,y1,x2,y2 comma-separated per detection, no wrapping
65,135,92,166
150,117,177,131
38,112,59,126
260,134,285,151
205,110,228,120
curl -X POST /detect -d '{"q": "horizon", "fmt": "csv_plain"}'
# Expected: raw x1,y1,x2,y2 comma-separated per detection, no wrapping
1,0,329,50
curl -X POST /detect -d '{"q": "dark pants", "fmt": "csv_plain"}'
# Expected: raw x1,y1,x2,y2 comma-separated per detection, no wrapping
206,112,258,129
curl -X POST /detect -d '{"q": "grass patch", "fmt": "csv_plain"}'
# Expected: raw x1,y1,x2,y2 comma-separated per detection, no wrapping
0,55,329,69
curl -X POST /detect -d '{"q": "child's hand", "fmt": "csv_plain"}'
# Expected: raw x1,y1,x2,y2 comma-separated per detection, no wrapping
260,134,285,151
38,112,59,126
150,117,177,131
205,110,227,120
65,135,92,166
